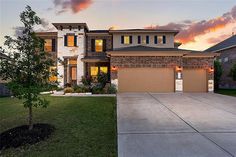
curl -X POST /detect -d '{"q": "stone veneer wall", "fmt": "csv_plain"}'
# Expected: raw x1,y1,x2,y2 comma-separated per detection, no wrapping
110,56,214,80
86,35,112,52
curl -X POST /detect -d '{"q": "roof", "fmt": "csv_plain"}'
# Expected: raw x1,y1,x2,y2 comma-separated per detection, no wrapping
205,35,236,52
107,45,217,57
109,29,179,35
52,23,89,31
88,30,109,33
112,45,190,52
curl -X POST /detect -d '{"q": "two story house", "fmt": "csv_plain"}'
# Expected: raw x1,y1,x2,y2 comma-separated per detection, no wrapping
37,23,216,93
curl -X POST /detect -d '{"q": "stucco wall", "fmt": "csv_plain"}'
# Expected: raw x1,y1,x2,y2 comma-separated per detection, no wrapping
57,28,86,86
112,33,175,49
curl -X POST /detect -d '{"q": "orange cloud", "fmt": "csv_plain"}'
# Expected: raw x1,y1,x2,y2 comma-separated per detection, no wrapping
53,0,93,14
145,5,236,44
207,34,231,44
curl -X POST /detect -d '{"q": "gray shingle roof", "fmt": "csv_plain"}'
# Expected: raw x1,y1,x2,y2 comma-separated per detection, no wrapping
112,45,193,52
205,35,236,52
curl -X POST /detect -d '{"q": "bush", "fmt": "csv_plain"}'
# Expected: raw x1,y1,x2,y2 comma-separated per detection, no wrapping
229,63,236,81
107,84,117,94
91,84,104,94
97,72,108,87
64,87,74,93
81,76,93,86
74,84,91,93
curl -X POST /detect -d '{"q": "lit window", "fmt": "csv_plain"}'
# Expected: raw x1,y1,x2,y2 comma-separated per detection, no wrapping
49,66,57,82
158,36,163,44
69,59,77,65
90,66,98,76
95,40,103,52
67,35,75,47
71,67,77,81
44,39,52,52
124,36,130,44
142,37,146,44
100,67,108,74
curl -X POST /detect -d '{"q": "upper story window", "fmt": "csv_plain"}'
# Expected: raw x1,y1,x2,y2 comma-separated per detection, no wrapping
146,36,149,44
154,36,158,44
64,35,77,47
157,35,166,44
138,36,141,44
121,36,132,45
44,39,56,52
95,39,103,52
91,39,106,52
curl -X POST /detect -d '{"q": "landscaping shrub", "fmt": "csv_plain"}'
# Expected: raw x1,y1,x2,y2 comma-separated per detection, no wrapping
74,84,91,93
97,72,108,88
229,63,236,81
107,84,117,94
91,84,104,94
81,76,93,86
64,87,74,93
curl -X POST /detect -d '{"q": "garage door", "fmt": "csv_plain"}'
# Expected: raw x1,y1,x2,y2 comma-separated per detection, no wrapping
183,69,207,92
118,68,174,92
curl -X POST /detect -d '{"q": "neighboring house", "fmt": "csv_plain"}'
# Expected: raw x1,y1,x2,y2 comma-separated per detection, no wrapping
205,35,236,89
37,23,216,93
0,53,11,96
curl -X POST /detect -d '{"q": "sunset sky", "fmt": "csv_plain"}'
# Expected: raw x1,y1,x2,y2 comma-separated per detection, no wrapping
0,0,236,51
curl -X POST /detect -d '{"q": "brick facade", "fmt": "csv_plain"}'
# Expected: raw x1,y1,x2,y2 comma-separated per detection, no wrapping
110,56,214,80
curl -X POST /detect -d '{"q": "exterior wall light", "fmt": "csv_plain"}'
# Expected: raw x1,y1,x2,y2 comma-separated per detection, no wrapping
111,66,118,71
176,66,183,72
209,67,214,73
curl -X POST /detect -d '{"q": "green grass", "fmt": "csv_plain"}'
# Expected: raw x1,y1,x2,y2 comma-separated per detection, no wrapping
0,96,117,157
215,89,236,97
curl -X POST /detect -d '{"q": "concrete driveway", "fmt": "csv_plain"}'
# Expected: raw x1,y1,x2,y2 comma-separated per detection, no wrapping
117,93,236,157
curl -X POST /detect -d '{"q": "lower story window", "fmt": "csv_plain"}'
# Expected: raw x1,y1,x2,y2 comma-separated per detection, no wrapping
100,66,108,74
90,66,108,77
90,66,99,77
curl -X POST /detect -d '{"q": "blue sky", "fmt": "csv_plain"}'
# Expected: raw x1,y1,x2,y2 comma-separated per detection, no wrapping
0,0,236,50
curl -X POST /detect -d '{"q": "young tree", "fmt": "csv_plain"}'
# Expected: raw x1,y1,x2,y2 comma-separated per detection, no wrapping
229,63,236,81
214,60,223,90
0,6,56,130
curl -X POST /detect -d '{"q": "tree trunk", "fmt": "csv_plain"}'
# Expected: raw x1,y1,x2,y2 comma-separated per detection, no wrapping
29,106,33,130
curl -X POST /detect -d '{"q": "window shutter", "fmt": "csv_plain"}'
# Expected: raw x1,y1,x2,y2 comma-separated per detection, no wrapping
130,36,132,44
163,36,166,44
52,39,56,51
74,35,77,46
103,39,106,52
121,36,124,44
64,35,68,46
138,36,141,44
91,39,95,52
154,36,157,44
146,36,149,44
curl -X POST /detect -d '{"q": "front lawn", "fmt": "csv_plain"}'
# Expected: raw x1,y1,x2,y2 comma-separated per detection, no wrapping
0,96,117,157
215,89,236,97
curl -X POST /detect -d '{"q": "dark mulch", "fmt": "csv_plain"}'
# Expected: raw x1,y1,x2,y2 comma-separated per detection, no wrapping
0,123,55,150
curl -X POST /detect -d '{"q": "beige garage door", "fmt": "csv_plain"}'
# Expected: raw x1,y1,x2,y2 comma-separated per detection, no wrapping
118,68,174,92
183,69,207,92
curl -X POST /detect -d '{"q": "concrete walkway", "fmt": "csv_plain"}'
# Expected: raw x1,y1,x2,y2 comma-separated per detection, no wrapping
117,93,236,157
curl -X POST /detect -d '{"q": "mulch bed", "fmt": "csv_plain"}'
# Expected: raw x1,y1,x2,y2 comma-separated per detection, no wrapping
0,123,55,150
